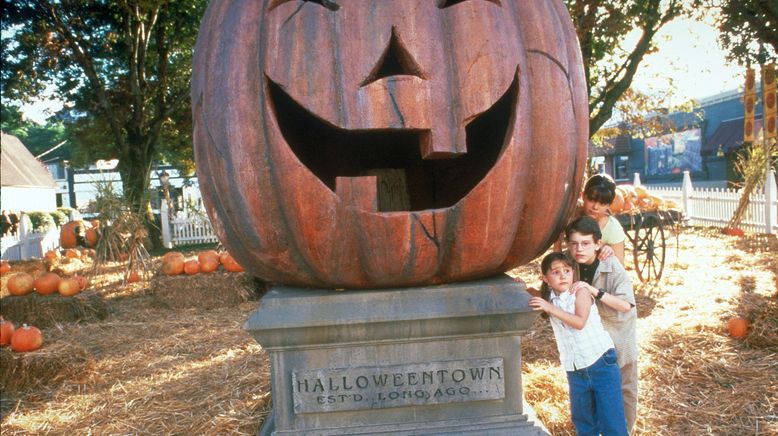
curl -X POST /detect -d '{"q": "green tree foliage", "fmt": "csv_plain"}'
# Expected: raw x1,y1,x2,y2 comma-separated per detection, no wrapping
566,0,700,136
0,104,69,160
1,0,207,212
709,0,777,65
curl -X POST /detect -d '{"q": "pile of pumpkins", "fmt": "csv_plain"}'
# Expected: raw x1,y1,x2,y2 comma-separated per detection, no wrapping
60,219,100,249
4,269,88,298
1,318,43,352
44,247,95,263
159,250,244,277
609,185,680,215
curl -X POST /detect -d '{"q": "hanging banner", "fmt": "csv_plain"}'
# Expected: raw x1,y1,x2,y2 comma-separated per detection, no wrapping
744,68,756,143
762,63,776,140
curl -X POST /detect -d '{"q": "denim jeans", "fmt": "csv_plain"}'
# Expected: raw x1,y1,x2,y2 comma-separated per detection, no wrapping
567,348,627,436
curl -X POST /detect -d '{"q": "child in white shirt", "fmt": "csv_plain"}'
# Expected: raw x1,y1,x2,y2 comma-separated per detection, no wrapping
528,252,627,436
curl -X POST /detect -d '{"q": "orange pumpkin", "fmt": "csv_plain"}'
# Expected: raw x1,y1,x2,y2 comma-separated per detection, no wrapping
161,257,185,276
634,185,649,200
73,274,89,290
58,277,81,297
223,258,244,273
84,228,99,247
198,250,220,265
723,227,745,237
44,250,60,261
0,260,10,275
163,251,185,262
10,324,43,352
34,272,61,295
617,185,637,210
184,260,200,275
0,318,14,346
126,270,141,283
64,248,80,259
200,257,219,273
727,317,748,339
218,251,231,265
7,272,35,296
609,189,624,215
60,220,93,248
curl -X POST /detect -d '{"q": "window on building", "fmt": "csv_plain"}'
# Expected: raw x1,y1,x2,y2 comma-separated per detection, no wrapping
614,155,629,180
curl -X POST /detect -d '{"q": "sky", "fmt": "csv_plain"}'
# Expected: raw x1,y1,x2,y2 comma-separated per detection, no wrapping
628,15,746,106
18,13,747,125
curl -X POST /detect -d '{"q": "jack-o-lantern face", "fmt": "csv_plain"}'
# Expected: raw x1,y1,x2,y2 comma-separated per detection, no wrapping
192,0,588,289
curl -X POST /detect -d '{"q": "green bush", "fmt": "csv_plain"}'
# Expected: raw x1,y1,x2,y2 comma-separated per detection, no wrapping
50,210,68,227
26,212,56,233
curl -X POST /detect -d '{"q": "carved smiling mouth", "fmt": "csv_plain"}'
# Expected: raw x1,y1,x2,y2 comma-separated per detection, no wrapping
267,74,517,212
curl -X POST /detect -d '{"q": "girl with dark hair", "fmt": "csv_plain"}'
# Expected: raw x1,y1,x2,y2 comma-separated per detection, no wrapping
529,252,627,436
555,173,627,265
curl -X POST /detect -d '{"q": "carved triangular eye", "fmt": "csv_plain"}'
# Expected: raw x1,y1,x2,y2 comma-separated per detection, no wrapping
269,0,339,12
436,0,500,8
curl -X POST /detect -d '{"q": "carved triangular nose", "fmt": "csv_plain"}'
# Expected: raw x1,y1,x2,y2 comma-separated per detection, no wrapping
360,27,427,87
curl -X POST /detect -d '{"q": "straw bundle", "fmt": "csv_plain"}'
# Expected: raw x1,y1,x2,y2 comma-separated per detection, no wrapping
0,292,109,328
1,304,271,435
735,292,778,349
0,341,93,393
149,272,257,310
641,326,778,435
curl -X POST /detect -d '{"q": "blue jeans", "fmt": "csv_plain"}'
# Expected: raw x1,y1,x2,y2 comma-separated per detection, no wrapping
567,348,627,436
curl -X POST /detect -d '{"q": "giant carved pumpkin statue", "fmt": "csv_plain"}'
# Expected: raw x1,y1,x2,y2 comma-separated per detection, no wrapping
192,0,588,289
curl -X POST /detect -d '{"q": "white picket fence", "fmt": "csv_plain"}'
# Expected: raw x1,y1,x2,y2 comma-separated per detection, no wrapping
0,214,61,261
156,170,778,249
160,201,219,248
644,169,777,235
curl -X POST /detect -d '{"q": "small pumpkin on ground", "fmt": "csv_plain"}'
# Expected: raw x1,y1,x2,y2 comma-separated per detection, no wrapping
10,324,43,352
0,260,11,275
727,317,748,339
0,318,14,346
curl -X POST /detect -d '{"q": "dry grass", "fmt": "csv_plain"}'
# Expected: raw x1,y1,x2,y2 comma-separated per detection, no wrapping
0,229,776,435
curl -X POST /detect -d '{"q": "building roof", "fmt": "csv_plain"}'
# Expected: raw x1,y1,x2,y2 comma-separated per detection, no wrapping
590,135,631,156
1,132,57,188
702,118,763,155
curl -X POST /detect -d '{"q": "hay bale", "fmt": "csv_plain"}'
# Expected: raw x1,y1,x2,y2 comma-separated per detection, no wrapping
149,272,258,309
0,292,110,328
0,341,93,393
742,294,778,349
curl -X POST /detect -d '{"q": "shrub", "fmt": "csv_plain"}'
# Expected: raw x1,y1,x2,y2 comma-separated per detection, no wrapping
49,210,68,228
26,212,56,233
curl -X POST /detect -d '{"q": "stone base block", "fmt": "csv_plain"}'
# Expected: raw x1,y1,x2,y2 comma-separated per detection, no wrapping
245,275,548,435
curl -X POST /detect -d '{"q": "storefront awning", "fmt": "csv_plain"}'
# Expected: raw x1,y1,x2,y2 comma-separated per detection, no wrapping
703,118,763,155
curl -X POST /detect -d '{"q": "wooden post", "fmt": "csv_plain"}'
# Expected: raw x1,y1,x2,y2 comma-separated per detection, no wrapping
681,171,693,226
161,201,173,249
765,168,777,235
19,213,32,259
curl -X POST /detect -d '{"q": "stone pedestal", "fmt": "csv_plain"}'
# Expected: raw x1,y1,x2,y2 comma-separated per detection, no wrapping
245,274,548,435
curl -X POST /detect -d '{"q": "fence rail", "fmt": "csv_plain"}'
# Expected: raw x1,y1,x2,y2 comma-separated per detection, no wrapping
0,216,61,261
645,169,777,235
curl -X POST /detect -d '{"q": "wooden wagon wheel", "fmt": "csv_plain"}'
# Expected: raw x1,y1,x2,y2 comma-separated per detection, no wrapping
632,214,666,283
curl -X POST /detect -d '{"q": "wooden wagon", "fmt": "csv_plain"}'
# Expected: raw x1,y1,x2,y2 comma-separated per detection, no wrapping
615,209,683,284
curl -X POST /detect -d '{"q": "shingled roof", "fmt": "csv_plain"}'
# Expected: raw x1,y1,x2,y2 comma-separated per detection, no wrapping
1,132,57,188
